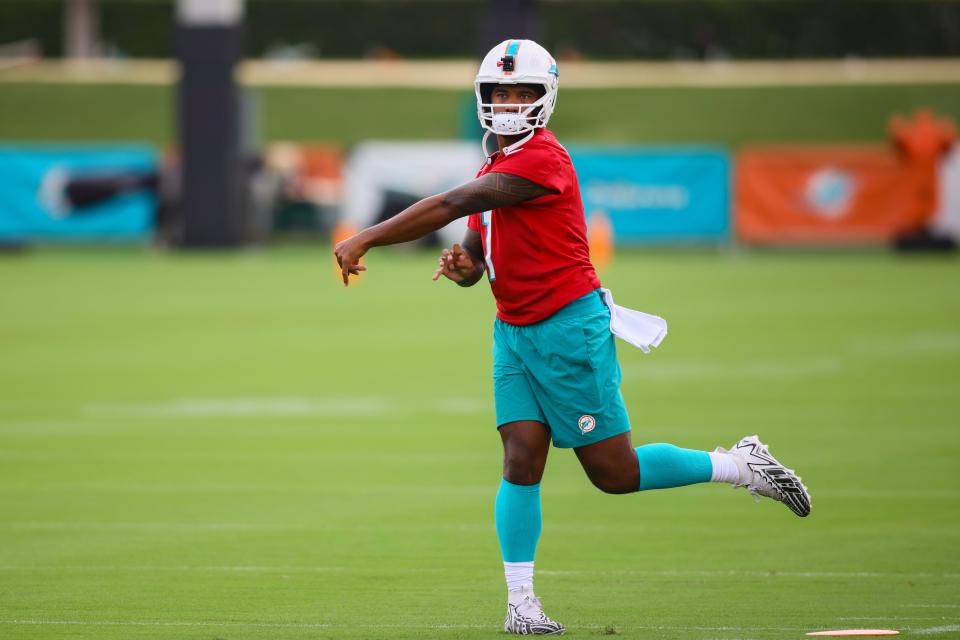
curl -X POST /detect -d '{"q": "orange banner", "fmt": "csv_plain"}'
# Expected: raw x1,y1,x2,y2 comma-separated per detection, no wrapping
735,145,922,245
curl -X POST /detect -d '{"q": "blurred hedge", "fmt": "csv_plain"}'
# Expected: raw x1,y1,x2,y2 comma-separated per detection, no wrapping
1,0,958,59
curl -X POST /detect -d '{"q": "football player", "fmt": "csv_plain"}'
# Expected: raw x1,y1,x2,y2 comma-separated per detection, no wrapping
335,39,812,635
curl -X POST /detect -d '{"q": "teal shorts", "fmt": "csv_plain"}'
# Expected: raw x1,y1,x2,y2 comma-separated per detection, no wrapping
493,289,632,448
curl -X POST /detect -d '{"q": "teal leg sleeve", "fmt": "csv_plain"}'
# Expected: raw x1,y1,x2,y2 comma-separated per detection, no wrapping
636,443,713,491
494,478,541,563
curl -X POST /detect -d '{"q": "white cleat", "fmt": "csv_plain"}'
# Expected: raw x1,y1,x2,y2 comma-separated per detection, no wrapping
721,435,812,518
504,585,565,635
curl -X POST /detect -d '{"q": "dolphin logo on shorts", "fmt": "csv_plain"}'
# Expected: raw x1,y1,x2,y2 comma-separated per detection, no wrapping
578,415,596,434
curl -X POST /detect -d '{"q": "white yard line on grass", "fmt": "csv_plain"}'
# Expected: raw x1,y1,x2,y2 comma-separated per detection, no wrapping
78,395,489,419
0,483,498,495
83,396,392,418
4,522,273,531
0,620,334,629
0,619,811,632
621,357,843,382
540,569,960,579
0,475,954,501
838,617,952,621
0,565,956,580
431,397,491,414
3,520,959,543
3,619,958,635
911,626,960,635
0,564,427,573
850,332,960,356
622,331,960,384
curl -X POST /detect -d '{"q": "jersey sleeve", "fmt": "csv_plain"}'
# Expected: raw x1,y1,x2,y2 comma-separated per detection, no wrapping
467,212,481,232
488,144,566,194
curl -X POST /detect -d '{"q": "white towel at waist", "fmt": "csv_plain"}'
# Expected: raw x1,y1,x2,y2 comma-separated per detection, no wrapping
599,288,668,354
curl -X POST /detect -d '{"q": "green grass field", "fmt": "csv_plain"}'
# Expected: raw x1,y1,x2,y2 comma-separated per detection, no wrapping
1,247,958,639
1,83,959,146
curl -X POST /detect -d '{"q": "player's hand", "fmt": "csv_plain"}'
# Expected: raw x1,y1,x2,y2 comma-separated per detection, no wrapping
432,243,478,283
333,234,369,286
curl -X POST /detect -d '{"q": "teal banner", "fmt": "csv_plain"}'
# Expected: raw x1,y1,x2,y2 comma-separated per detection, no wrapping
0,144,156,242
569,146,730,244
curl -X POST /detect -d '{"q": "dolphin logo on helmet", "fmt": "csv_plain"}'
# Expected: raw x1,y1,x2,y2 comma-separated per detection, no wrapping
475,39,560,155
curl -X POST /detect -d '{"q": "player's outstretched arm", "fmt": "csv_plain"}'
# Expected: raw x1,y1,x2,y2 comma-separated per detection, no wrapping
432,230,485,287
334,172,552,286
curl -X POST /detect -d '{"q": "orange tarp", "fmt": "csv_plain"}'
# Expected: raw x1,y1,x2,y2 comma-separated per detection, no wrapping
735,145,921,245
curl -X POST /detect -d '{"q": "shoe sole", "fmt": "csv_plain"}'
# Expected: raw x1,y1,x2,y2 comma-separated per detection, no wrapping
504,624,566,635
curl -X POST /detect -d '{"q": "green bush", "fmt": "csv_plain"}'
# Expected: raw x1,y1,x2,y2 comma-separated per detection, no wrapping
1,0,958,60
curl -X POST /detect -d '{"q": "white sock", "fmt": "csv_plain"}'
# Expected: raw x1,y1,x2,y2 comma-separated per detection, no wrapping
504,561,534,593
508,582,535,606
708,451,744,484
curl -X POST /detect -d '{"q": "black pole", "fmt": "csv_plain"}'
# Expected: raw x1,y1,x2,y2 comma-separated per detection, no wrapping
176,0,244,248
480,0,540,55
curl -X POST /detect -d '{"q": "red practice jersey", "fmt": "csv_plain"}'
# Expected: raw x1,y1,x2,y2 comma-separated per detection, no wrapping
467,128,601,325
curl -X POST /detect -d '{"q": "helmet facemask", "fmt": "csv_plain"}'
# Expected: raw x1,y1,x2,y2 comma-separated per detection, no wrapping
475,82,554,137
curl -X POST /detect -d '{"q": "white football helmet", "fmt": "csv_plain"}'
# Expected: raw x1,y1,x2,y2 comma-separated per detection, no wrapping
475,39,559,149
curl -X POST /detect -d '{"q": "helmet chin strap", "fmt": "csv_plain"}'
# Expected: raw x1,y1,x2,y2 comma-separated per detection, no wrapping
501,129,535,155
482,130,496,160
482,128,536,161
